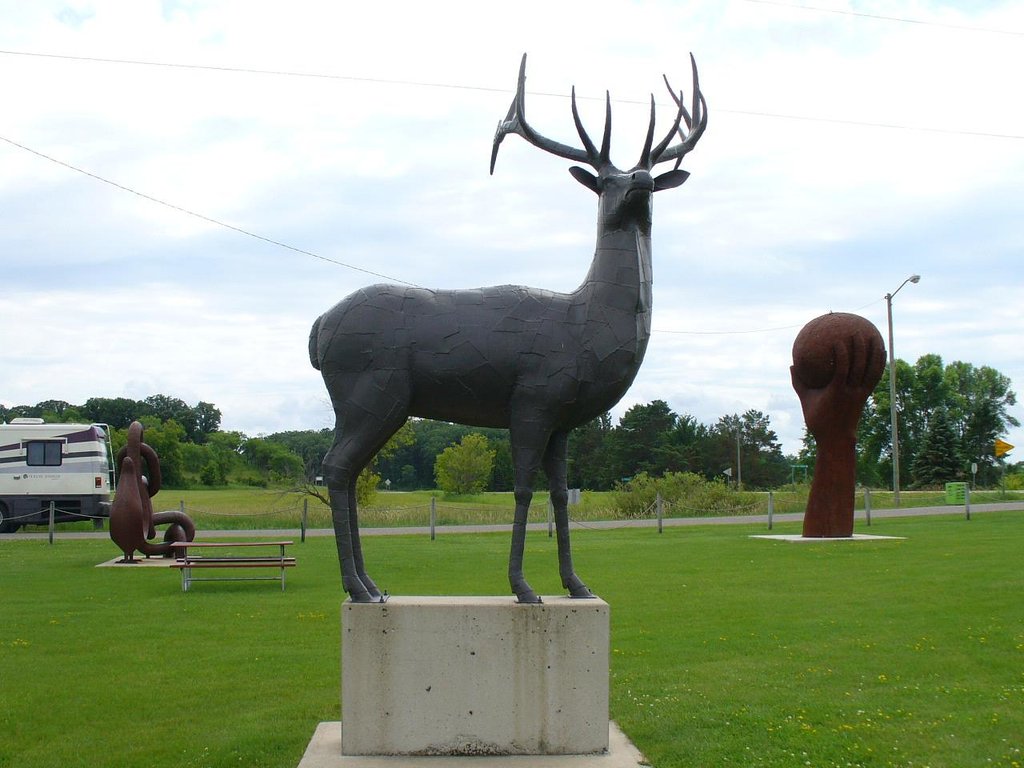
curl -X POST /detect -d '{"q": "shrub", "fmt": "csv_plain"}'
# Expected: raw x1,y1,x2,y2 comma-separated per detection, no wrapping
612,471,760,518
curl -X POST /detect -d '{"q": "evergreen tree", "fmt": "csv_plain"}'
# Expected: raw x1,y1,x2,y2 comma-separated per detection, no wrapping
910,408,963,487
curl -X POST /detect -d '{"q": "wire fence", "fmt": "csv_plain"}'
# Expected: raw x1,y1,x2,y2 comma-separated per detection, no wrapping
4,486,1022,544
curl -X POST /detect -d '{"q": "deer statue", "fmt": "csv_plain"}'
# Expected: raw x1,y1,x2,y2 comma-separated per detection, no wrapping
309,53,707,603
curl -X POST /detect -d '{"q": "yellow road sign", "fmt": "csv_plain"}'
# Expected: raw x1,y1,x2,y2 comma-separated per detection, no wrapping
994,439,1014,458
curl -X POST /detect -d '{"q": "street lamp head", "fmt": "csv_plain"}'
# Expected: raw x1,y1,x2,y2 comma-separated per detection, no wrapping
889,273,921,300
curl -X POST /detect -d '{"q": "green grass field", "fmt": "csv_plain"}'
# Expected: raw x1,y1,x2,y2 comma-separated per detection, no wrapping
2,511,1022,767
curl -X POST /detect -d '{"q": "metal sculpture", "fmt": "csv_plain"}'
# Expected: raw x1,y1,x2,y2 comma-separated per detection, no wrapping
791,313,885,538
310,53,707,603
109,421,195,562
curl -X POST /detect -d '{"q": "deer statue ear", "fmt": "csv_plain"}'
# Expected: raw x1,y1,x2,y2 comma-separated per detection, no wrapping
569,166,600,194
653,169,690,191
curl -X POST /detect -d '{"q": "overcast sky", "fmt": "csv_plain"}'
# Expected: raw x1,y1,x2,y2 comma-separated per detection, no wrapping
2,0,1022,459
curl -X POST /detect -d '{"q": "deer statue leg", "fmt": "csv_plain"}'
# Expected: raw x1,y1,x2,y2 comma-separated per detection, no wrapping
325,471,373,601
544,431,594,598
323,378,408,603
347,480,381,599
508,422,547,604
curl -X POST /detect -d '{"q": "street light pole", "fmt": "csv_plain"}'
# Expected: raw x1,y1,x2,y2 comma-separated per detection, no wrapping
885,274,920,506
736,425,742,490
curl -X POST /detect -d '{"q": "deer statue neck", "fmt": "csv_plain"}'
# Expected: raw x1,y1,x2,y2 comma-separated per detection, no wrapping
576,170,655,342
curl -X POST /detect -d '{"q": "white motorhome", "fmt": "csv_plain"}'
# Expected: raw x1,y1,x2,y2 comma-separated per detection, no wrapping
0,418,115,532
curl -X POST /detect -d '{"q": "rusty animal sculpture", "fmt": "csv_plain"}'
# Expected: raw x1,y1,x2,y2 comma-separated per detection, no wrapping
109,421,195,562
310,54,707,603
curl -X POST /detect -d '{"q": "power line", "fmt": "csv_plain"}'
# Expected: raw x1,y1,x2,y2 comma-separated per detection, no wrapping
0,133,420,287
3,47,1021,141
653,298,886,336
741,0,1024,37
654,322,804,336
0,129,895,338
718,107,1023,141
0,48,514,95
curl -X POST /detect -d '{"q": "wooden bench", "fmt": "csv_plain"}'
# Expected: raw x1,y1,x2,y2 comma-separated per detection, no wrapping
170,541,296,591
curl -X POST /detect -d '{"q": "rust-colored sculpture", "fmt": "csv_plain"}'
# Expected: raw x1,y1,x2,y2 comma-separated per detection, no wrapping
310,54,707,603
109,421,195,562
791,313,885,537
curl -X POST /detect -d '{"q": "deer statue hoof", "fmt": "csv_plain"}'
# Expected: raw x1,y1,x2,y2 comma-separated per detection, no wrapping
564,576,596,599
360,574,384,601
514,586,543,605
345,578,379,604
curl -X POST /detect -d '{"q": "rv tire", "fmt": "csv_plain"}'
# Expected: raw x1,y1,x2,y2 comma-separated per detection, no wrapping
0,502,21,534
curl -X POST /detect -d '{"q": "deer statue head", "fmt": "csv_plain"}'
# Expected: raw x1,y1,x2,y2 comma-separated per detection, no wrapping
490,53,707,235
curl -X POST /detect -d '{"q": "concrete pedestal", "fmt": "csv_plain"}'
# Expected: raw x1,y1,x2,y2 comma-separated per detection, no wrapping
340,596,609,757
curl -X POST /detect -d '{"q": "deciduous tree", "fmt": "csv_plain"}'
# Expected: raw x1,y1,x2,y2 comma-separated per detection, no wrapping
435,433,495,496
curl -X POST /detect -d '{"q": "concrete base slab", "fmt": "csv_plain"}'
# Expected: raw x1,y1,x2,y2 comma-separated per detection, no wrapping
750,533,905,542
297,721,649,768
96,555,176,567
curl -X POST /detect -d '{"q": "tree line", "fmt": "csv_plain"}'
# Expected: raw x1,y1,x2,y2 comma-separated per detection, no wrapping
2,352,1018,493
848,355,1017,488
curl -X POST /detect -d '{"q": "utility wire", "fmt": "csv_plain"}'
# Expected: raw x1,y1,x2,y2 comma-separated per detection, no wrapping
0,133,421,287
653,297,885,336
0,132,932,337
1,48,1021,140
0,48,518,95
741,0,1024,37
655,322,804,336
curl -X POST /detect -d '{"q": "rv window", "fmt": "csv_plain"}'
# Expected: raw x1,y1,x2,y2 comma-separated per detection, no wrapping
27,441,63,467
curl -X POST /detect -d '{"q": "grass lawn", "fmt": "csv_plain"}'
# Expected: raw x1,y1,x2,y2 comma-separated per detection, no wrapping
1,511,1022,767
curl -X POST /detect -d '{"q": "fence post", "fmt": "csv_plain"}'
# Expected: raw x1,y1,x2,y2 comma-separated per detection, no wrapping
965,485,971,521
656,493,664,534
430,496,436,541
864,488,872,527
179,499,185,516
547,500,553,538
767,491,774,530
301,498,308,543
48,501,56,545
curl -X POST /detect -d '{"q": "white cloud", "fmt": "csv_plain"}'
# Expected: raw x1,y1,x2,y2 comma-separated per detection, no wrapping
2,0,1022,458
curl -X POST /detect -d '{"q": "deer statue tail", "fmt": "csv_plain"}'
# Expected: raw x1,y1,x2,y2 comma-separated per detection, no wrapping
308,315,323,371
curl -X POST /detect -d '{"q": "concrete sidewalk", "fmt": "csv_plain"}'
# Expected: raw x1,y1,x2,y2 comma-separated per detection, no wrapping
3,501,1021,541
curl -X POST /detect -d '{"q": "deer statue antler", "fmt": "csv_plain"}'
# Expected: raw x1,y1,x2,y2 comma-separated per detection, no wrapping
491,54,612,174
657,53,708,170
491,53,708,176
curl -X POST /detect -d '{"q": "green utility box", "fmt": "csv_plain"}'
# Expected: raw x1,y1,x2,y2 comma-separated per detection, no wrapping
945,482,968,505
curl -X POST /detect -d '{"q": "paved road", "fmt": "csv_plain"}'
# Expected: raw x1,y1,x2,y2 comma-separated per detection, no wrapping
4,501,1021,541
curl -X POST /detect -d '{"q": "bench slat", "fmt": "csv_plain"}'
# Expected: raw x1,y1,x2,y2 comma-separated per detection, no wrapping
172,561,296,569
175,561,296,565
170,541,292,548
